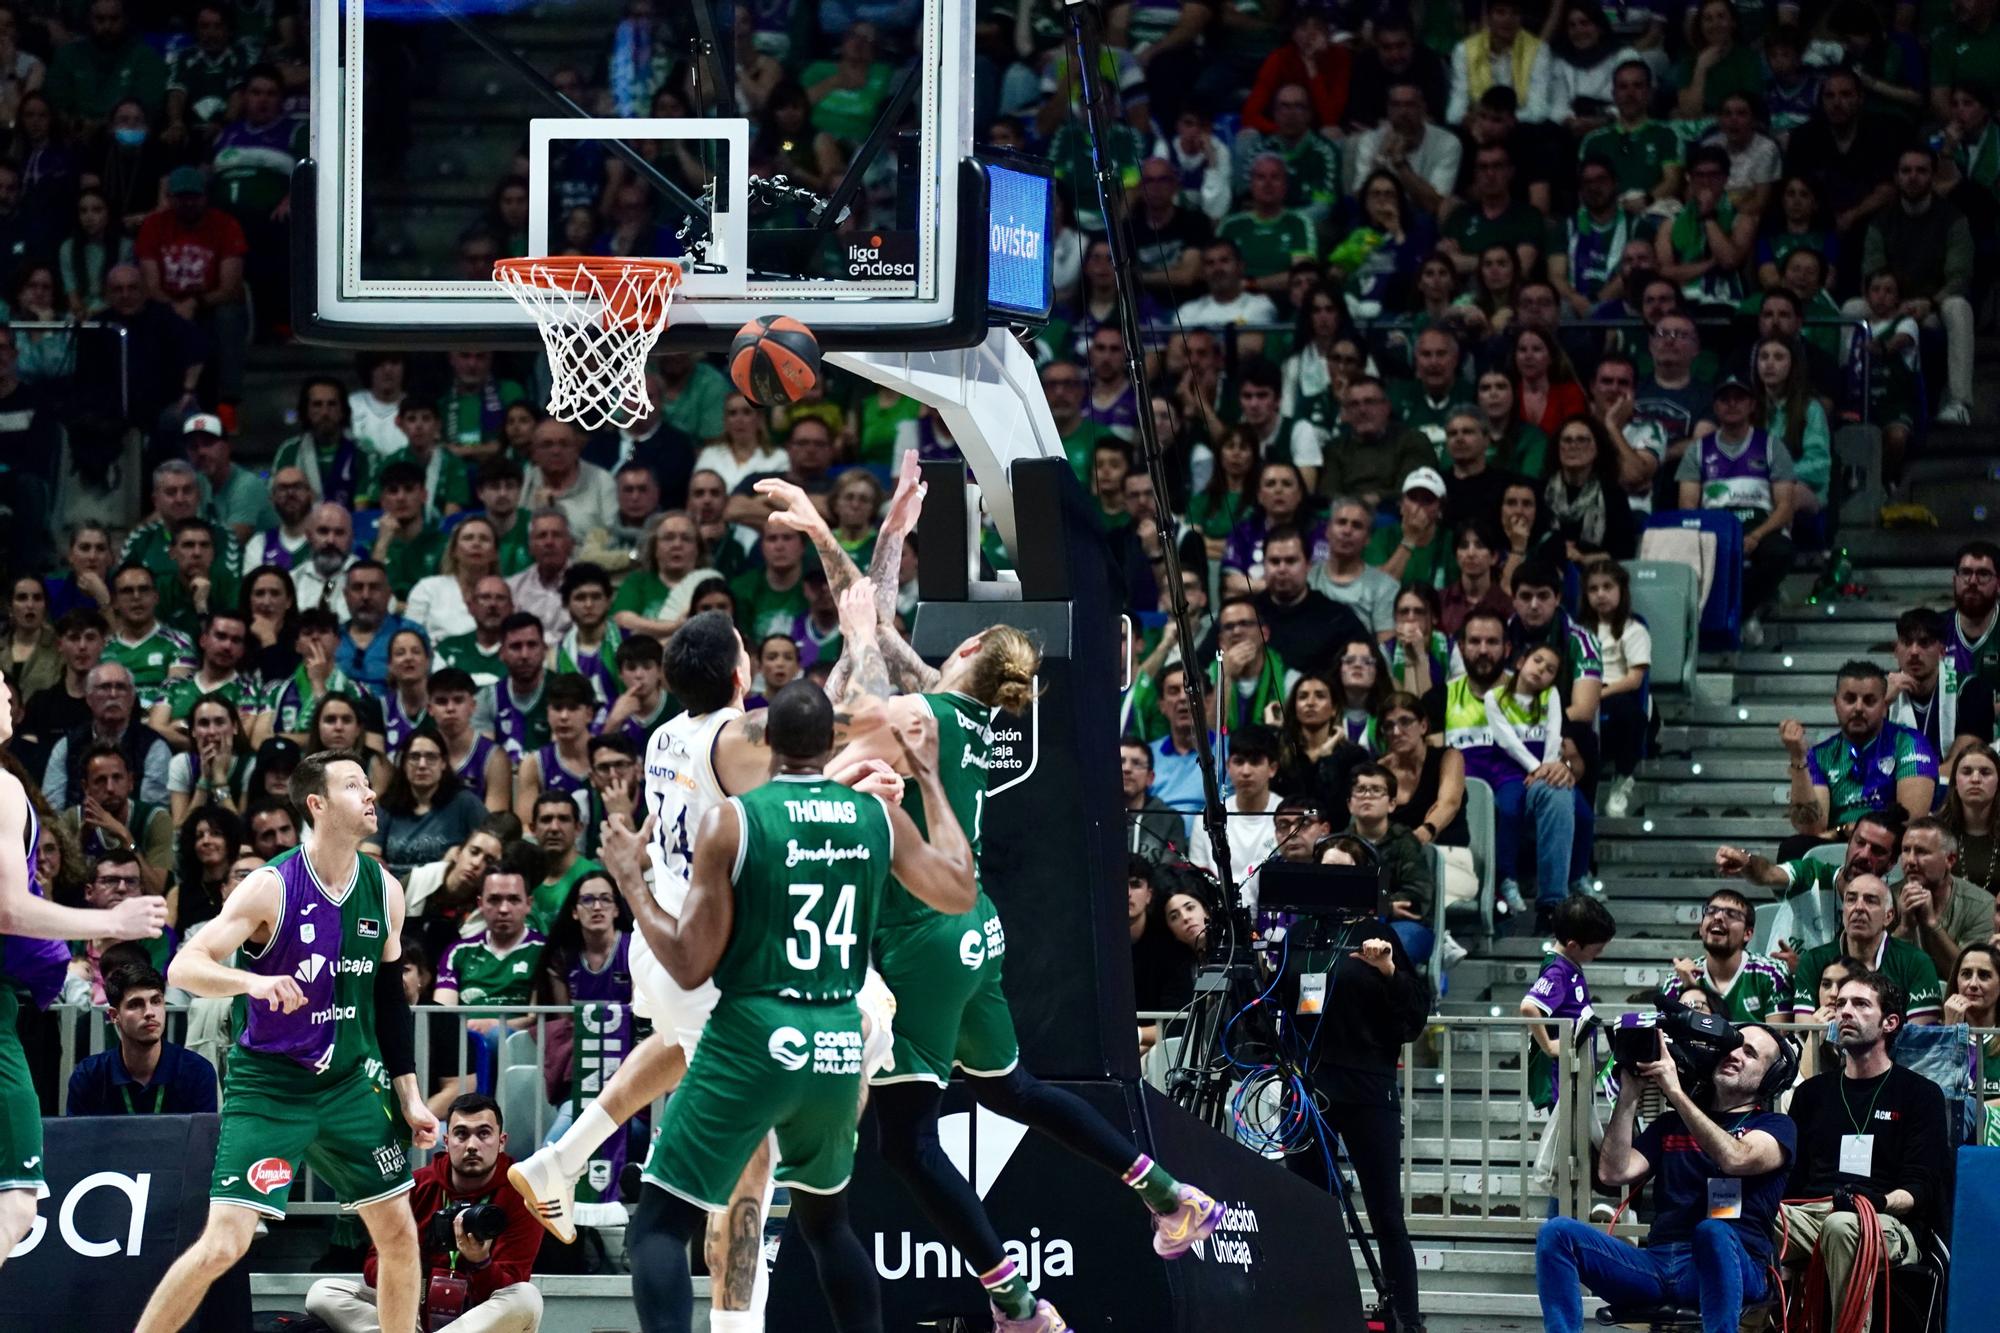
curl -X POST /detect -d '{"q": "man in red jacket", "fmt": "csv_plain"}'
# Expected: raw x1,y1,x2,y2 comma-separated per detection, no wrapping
307,1093,545,1331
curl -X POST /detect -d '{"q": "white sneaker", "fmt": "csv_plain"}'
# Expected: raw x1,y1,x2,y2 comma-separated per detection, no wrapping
1604,775,1633,819
1441,931,1469,969
509,1146,580,1244
1740,615,1764,648
1936,400,1972,426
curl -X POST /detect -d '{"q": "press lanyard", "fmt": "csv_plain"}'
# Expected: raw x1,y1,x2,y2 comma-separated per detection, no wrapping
1839,1071,1889,1137
120,1081,165,1114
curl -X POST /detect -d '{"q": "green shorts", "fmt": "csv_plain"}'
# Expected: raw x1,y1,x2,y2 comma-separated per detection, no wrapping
872,893,1020,1087
643,995,865,1207
211,1057,412,1217
0,988,45,1196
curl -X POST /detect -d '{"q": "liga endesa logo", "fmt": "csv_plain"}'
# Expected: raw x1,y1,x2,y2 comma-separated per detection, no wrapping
841,231,917,279
247,1157,294,1195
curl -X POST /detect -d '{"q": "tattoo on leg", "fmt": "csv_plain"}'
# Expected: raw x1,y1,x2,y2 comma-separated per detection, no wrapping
723,1197,761,1308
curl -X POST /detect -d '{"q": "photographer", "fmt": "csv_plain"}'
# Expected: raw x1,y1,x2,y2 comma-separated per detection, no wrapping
1779,969,1948,1328
307,1094,544,1332
1283,841,1431,1333
1535,1020,1797,1333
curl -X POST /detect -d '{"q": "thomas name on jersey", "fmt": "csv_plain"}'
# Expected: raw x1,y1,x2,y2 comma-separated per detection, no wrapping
783,798,860,824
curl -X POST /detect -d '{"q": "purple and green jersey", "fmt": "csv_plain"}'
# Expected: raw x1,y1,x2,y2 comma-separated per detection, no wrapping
3,803,72,1009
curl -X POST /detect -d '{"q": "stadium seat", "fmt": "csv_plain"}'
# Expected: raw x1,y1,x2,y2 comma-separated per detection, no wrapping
1641,511,1744,651
1622,561,1698,695
1450,778,1497,942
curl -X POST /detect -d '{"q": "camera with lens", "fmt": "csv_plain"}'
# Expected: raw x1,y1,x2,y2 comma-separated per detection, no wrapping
429,1200,508,1252
1610,1006,1743,1097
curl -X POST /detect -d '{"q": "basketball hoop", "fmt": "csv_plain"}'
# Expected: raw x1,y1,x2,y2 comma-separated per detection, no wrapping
493,256,684,432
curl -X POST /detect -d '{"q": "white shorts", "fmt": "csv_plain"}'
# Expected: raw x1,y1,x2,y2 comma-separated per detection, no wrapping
629,928,719,1063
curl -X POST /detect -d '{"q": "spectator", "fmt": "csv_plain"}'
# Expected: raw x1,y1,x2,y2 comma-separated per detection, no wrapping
1700,92,1781,216
1788,874,1944,1028
1344,79,1461,214
1233,83,1341,224
348,352,411,464
1440,520,1515,638
1549,157,1632,320
1346,18,1449,131
370,463,446,601
528,791,598,930
1665,887,1790,1022
1655,145,1757,312
1850,149,1978,425
1174,239,1280,361
436,860,549,1007
802,21,893,143
1441,412,1522,537
61,741,171,891
436,350,524,467
305,1093,544,1333
1342,760,1434,958
1440,142,1543,278
1673,0,1758,117
91,262,204,437
3,575,57,703
1537,1019,1793,1333
1316,379,1435,513
136,167,247,405
1580,560,1650,815
1241,10,1349,137
1716,809,1902,957
244,795,298,861
380,628,433,755
182,418,277,549
1635,310,1714,483
1947,540,2000,687
164,5,249,150
1130,156,1217,303
1365,468,1453,589
1543,2,1631,142
1447,0,1550,127
1149,662,1216,821
653,349,729,446
1888,607,1995,773
1520,895,1615,1104
1123,739,1185,861
1453,611,1577,923
1936,81,1999,194
1308,496,1400,641
430,667,512,811
525,418,617,536
1222,458,1317,584
152,517,237,639
170,803,243,928
1941,742,1998,898
46,0,166,132
337,560,416,694
43,657,169,807
1754,175,1837,288
1749,335,1831,518
576,461,665,579
60,185,134,316
14,607,108,767
1780,969,1949,1318
434,576,514,690
1675,373,1794,634
1892,816,1992,979
506,509,577,644
371,728,491,885
66,962,216,1116
208,63,302,331
1187,723,1282,899
1129,858,1194,1048
292,501,359,620
514,672,597,824
1779,660,1938,860
386,399,471,524
1783,71,1900,275
165,693,253,822
1507,562,1606,740
46,522,116,622
601,635,675,747
405,517,502,644
477,611,553,762
1546,415,1638,563
1946,942,2000,1106
724,414,837,528
693,393,784,494
1388,328,1472,453
730,525,809,642
475,457,532,575
274,378,375,511
98,562,192,711
1453,86,1553,217
1253,526,1369,676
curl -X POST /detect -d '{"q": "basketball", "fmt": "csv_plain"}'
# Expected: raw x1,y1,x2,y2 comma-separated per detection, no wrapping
729,314,822,406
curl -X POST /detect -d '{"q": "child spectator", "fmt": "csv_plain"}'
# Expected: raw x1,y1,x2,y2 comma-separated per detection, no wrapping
1580,560,1651,817
1520,894,1618,1110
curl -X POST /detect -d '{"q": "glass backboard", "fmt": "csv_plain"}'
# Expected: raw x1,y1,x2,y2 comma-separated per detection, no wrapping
302,0,982,350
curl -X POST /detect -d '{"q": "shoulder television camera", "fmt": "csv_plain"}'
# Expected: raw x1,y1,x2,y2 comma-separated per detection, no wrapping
1609,1006,1743,1097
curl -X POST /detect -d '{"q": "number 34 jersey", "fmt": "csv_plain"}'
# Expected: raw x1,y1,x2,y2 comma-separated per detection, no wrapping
720,776,894,1004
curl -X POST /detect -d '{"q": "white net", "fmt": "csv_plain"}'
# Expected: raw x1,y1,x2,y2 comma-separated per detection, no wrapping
493,257,683,433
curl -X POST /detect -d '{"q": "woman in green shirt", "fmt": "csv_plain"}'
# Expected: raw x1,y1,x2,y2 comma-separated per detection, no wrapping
1674,0,1762,117
801,25,893,144
849,384,921,467
1754,336,1831,515
611,512,720,640
1476,368,1549,480
1186,428,1259,553
828,469,884,568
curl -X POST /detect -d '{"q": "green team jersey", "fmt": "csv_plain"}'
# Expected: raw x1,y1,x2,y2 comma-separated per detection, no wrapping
230,846,390,1090
438,927,548,1005
1790,933,1943,1020
879,693,993,933
1663,951,1791,1023
1216,207,1317,280
721,776,893,1002
160,672,263,723
104,624,194,707
435,633,504,687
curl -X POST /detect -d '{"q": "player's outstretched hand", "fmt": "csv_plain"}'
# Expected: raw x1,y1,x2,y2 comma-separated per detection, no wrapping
599,812,655,892
106,894,168,940
828,755,905,804
756,476,832,540
249,973,306,1013
882,449,928,541
837,582,878,644
402,1094,440,1151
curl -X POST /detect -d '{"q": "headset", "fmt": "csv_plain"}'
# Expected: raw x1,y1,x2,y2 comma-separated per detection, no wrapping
1741,1022,1801,1106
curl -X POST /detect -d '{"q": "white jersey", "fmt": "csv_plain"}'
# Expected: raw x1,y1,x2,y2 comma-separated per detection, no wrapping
641,706,740,914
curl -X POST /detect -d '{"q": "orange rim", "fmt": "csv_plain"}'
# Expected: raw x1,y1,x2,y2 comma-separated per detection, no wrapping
493,256,684,326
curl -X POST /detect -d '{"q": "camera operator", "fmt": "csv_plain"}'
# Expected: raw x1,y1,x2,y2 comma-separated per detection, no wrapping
1779,969,1948,1327
1282,839,1431,1332
308,1094,545,1332
1536,1022,1797,1333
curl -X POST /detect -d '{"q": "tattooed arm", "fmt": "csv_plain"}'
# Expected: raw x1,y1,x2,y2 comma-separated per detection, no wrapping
757,475,867,596
835,583,893,714
866,450,926,629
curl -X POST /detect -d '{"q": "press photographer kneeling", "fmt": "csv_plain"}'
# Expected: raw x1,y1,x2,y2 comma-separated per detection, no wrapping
1536,1008,1797,1333
308,1093,545,1332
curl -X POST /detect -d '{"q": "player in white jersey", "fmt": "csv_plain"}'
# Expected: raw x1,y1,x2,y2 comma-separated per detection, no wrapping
511,611,897,1330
